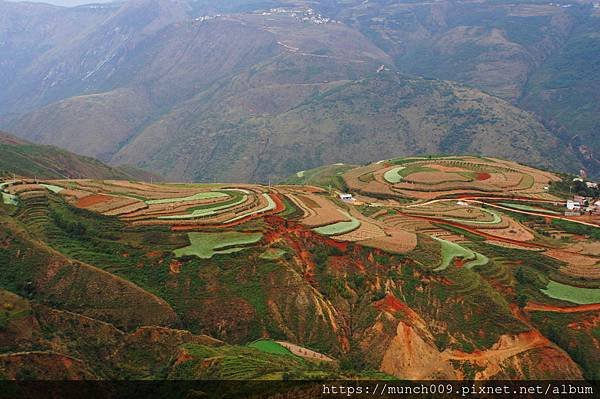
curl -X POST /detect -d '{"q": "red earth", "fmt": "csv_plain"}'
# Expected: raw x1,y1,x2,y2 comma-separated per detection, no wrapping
75,194,113,208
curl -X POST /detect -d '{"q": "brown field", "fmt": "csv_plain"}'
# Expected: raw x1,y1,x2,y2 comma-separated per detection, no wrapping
334,209,385,242
292,193,349,227
5,184,43,194
75,194,113,208
404,171,471,184
360,229,418,253
569,242,600,256
544,249,600,279
479,218,535,242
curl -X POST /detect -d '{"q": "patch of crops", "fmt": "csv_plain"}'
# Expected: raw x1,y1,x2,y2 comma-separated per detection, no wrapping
498,202,560,215
442,208,502,225
146,191,227,205
541,281,600,305
248,339,295,356
383,167,405,183
225,194,276,223
1,192,17,205
159,195,248,220
40,184,64,194
433,238,488,272
312,210,360,236
174,231,263,259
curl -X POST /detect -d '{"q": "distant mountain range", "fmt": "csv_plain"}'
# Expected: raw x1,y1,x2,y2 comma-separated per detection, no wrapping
1,0,598,181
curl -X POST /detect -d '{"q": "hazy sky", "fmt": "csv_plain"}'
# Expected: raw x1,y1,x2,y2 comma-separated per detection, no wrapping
8,0,115,6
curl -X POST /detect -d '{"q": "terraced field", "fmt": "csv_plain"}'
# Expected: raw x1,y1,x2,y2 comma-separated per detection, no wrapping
541,281,600,305
174,232,263,259
1,154,600,382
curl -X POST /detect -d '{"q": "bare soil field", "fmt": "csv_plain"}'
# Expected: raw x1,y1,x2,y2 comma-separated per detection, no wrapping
75,194,113,208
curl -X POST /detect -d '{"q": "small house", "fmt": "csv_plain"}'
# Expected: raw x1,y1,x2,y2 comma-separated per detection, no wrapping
339,193,353,202
586,182,598,189
566,200,581,211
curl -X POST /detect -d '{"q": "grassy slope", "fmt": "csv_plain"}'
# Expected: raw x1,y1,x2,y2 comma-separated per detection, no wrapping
0,132,157,181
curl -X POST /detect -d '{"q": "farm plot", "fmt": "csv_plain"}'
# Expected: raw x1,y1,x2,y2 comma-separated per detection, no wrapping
174,232,263,259
248,340,295,356
158,194,248,220
433,238,489,272
544,249,600,279
293,193,350,227
360,228,418,254
366,156,562,202
312,210,361,236
1,192,18,205
342,164,396,197
145,191,227,204
479,217,535,242
541,281,600,305
223,193,277,223
40,184,64,194
498,203,560,215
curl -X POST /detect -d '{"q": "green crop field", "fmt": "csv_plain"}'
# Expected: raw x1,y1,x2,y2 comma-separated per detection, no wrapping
159,195,247,220
248,340,295,356
146,191,227,205
225,194,276,223
174,232,263,259
40,184,64,194
498,202,560,215
1,192,17,205
383,166,406,183
433,238,488,272
313,210,360,236
541,281,600,305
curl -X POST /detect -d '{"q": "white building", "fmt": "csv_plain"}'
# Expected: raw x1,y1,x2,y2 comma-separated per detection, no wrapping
339,193,353,202
586,182,598,189
566,200,581,210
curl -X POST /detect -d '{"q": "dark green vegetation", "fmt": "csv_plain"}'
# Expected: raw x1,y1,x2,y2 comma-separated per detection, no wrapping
0,132,156,180
1,0,596,181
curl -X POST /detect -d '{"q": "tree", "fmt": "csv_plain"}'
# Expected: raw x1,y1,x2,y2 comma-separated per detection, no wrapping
517,293,528,308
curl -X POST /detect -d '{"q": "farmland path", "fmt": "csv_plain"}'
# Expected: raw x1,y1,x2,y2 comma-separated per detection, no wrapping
525,302,600,313
276,341,335,362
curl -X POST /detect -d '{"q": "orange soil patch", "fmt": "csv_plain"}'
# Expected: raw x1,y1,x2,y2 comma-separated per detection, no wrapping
476,172,491,181
525,302,600,313
75,194,113,208
375,294,410,314
169,260,182,274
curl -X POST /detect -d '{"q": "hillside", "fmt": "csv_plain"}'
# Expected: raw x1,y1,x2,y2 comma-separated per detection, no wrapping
0,131,157,180
93,72,581,183
0,0,596,181
1,156,598,384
